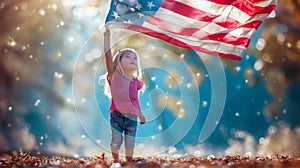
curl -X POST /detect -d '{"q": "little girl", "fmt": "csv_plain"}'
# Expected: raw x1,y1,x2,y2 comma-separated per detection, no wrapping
103,28,146,162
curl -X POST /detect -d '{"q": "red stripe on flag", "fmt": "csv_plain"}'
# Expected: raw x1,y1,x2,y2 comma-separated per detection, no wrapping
203,33,250,47
127,24,242,60
241,20,262,29
209,0,277,16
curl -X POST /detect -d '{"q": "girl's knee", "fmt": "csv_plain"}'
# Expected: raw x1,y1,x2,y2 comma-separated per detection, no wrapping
124,136,135,149
111,133,123,150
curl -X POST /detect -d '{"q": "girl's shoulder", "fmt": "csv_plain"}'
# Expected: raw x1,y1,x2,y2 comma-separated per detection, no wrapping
107,69,120,82
106,70,117,84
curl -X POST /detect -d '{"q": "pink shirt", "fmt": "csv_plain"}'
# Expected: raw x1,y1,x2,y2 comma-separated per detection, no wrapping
107,70,144,116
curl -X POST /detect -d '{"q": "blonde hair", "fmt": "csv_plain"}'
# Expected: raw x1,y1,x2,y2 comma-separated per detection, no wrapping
100,48,142,98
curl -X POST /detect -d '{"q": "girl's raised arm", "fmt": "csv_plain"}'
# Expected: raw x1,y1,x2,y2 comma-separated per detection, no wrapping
104,28,115,77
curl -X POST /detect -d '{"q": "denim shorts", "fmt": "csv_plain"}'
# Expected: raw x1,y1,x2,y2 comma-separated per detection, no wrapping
110,111,137,150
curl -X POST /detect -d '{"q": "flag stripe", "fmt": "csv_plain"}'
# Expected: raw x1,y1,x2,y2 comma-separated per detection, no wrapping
205,33,250,46
209,0,277,16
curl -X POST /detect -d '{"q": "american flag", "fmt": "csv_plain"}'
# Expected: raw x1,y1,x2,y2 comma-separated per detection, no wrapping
105,0,277,60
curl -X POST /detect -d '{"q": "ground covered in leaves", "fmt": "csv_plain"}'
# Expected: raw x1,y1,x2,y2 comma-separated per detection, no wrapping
1,151,300,167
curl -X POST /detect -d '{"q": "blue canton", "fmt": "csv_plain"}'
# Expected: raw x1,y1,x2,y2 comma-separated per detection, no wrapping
105,0,162,25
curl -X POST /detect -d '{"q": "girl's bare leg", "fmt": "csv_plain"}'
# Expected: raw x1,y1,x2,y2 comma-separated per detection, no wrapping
111,148,119,162
125,148,134,161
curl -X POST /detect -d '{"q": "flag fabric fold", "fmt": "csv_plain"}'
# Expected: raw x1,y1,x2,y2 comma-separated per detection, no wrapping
105,0,277,60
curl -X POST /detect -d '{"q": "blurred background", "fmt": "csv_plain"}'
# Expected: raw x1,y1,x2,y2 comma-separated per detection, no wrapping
1,0,300,158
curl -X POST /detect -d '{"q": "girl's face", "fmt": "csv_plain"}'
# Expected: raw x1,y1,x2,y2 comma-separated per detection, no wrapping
120,51,138,72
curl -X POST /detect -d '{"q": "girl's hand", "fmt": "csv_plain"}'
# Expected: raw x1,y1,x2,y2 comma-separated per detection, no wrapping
104,27,114,76
139,114,146,125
